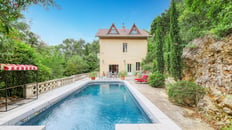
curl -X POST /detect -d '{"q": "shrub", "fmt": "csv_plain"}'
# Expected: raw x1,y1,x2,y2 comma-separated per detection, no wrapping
119,71,127,77
148,71,165,87
168,80,205,107
142,64,152,72
134,72,141,78
89,71,97,77
134,72,139,76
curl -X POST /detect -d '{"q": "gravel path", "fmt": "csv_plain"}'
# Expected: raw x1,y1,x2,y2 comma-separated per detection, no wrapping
127,77,214,130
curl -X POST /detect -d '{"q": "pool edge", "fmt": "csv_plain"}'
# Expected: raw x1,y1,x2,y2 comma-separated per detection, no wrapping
0,78,89,125
121,80,181,130
0,79,181,130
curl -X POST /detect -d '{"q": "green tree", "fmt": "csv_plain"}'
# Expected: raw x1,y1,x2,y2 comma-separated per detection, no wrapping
0,0,55,35
179,0,232,42
64,55,88,76
154,17,164,74
0,39,52,82
148,6,172,74
142,39,155,64
170,0,182,80
83,40,99,72
0,0,55,86
179,0,210,43
84,53,99,72
59,39,85,59
164,35,171,73
150,10,170,36
87,40,99,55
147,0,231,81
142,38,155,72
40,46,65,79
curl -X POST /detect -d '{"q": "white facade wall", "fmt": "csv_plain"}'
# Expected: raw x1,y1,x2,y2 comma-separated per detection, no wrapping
99,38,147,76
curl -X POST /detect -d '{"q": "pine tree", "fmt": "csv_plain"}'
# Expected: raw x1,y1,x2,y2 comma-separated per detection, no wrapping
169,0,182,80
154,17,164,74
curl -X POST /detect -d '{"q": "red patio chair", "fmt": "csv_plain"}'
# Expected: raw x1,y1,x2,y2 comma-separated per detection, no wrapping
135,75,148,83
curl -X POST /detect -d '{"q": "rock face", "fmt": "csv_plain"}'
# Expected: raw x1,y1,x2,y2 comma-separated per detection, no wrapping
182,35,232,128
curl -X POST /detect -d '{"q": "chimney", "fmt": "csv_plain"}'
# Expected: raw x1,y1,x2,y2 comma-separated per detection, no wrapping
122,23,126,31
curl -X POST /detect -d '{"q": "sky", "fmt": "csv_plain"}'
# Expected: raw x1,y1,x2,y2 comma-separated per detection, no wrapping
23,0,170,45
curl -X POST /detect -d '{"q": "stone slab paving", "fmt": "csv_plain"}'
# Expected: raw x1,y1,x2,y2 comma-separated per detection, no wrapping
126,77,214,130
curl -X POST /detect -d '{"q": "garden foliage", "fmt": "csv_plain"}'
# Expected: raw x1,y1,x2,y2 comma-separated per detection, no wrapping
168,80,205,107
143,0,231,80
148,71,165,88
0,0,99,93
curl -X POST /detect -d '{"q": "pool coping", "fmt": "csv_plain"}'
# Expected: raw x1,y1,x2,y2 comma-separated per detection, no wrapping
0,79,181,130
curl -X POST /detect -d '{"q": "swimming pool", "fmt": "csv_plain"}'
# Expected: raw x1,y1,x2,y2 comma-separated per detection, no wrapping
22,82,152,130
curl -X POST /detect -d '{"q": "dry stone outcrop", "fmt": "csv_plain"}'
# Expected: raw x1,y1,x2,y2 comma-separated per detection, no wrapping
182,35,232,128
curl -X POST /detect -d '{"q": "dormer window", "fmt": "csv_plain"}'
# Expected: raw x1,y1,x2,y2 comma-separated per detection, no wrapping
107,23,120,34
129,24,140,35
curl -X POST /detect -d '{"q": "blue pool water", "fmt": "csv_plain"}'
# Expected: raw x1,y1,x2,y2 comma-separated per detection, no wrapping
22,82,151,130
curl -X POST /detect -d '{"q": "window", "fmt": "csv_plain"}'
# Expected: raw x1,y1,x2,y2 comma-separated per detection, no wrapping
127,64,131,72
136,62,140,71
123,43,127,52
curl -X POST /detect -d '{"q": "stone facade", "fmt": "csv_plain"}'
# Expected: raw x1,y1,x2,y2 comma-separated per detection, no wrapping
182,35,232,128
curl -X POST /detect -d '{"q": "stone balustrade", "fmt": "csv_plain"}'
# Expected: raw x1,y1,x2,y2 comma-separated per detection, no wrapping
24,74,87,98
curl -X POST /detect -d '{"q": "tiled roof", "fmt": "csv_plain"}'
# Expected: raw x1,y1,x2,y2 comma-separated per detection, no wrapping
96,24,150,38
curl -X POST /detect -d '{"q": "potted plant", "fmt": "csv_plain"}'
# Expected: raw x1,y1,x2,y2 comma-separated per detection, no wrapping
134,72,141,78
119,71,127,80
89,71,97,80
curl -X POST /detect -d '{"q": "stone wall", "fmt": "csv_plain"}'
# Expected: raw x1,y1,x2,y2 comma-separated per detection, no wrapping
182,35,232,128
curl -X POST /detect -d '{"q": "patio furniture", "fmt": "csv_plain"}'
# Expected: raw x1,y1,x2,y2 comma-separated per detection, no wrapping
135,75,148,83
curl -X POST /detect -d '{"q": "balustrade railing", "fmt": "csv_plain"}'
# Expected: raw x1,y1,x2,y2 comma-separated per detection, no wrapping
0,73,87,112
25,74,87,98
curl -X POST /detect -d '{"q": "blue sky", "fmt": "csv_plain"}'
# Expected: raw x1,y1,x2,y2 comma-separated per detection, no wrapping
23,0,170,45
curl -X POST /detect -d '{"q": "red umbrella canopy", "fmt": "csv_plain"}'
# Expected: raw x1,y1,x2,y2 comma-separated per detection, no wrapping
0,64,38,71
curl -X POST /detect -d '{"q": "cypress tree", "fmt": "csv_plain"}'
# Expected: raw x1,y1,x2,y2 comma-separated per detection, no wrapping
154,17,164,74
169,0,182,80
164,35,171,74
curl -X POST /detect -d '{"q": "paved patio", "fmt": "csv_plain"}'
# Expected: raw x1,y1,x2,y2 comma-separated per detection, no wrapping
126,76,214,130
